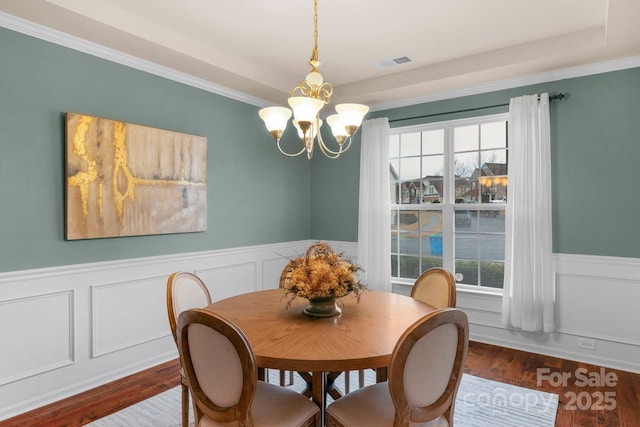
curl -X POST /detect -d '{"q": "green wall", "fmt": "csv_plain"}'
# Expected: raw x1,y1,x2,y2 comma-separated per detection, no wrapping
2,25,639,274
0,27,311,273
311,67,640,259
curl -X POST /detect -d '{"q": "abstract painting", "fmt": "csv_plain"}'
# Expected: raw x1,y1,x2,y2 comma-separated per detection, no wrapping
65,113,207,240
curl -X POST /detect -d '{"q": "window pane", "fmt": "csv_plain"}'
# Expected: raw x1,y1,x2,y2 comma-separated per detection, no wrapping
399,157,420,181
479,149,507,203
391,255,398,277
479,234,505,261
480,148,506,165
422,256,443,269
454,208,473,229
391,231,398,252
422,155,444,176
390,159,399,180
397,210,418,229
427,233,443,257
422,129,444,155
454,151,478,179
400,132,421,156
391,181,401,204
399,255,420,279
420,210,442,232
480,261,504,288
399,232,419,255
390,134,400,158
480,122,507,150
455,232,477,259
423,176,443,203
454,178,473,204
454,125,478,152
478,211,505,232
455,260,479,286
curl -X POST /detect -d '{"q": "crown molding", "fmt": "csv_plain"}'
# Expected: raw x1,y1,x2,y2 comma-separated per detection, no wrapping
370,55,640,112
0,12,271,108
2,11,639,111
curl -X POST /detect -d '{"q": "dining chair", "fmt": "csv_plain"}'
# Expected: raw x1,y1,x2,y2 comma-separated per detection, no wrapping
166,271,213,427
177,308,321,427
325,308,469,427
410,267,457,309
348,268,456,395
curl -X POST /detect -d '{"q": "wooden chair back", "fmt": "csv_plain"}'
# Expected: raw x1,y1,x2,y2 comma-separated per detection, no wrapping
388,308,469,425
166,272,212,343
410,267,456,309
177,309,257,424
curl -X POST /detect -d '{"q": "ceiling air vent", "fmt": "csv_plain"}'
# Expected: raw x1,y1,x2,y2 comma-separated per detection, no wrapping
378,55,414,68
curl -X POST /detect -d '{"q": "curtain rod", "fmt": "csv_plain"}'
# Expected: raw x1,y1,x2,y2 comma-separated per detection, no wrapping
389,92,567,123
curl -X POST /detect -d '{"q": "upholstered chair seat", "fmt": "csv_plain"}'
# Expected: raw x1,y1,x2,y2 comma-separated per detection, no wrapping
326,382,449,427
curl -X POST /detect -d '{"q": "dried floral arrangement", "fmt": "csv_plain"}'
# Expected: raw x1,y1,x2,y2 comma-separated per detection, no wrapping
280,242,366,307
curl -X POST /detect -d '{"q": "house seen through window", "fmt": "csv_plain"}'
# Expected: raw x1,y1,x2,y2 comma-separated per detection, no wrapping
390,114,508,290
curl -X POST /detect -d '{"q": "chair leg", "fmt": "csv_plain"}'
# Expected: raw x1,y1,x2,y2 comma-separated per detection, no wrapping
181,382,189,427
344,371,351,393
358,369,365,388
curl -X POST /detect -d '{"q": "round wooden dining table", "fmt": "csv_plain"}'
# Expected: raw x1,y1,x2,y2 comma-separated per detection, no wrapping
205,289,436,409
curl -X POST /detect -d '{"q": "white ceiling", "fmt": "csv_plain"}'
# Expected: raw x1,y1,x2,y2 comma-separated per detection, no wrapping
1,0,640,109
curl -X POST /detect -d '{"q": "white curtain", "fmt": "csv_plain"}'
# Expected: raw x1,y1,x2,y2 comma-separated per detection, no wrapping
357,118,391,292
501,93,555,332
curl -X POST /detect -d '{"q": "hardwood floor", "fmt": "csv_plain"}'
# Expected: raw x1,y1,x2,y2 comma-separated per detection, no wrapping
2,341,638,426
1,361,181,427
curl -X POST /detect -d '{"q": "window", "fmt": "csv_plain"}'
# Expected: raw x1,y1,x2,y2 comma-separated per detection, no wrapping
390,114,508,290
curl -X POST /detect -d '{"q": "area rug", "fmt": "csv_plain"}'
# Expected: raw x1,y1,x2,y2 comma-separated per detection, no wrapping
87,371,558,426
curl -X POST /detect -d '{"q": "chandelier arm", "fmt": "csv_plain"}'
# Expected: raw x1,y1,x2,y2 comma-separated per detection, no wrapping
316,130,346,158
338,137,353,153
277,139,307,157
317,141,342,159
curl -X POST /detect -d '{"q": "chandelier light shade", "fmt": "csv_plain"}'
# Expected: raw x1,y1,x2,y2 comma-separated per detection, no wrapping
258,0,369,159
258,107,292,141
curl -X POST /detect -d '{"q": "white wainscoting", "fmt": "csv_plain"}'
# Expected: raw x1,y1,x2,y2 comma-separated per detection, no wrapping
454,253,640,374
0,240,327,421
1,243,637,420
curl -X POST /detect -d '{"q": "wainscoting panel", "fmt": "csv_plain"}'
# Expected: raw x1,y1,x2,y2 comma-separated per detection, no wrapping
92,276,169,358
262,256,290,290
195,262,257,301
0,290,74,386
556,274,640,346
460,253,640,374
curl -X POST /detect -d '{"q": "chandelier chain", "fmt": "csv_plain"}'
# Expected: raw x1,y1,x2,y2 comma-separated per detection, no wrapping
310,0,319,65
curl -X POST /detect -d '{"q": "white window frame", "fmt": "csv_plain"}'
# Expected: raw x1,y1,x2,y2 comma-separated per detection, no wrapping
390,113,508,294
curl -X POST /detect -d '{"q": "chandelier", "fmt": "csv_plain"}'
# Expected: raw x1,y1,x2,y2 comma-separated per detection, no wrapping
258,0,369,159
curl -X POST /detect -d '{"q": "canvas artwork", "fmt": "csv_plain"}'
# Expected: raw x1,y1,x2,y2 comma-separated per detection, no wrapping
65,112,207,240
